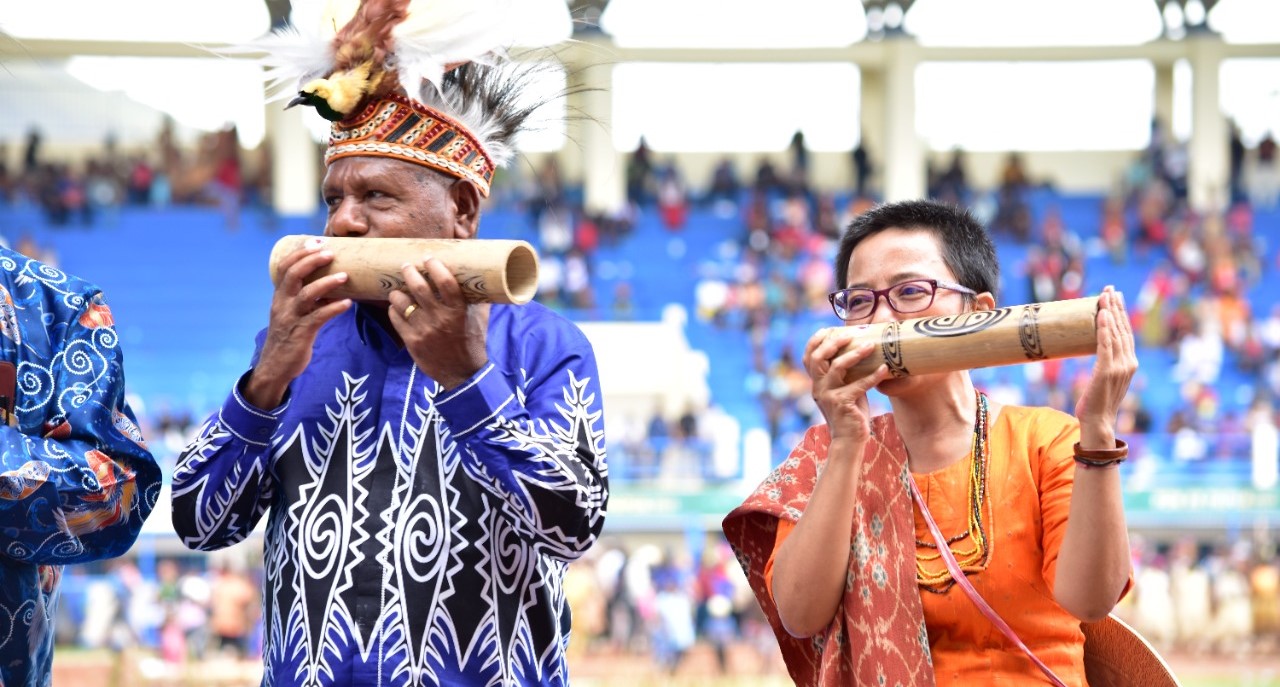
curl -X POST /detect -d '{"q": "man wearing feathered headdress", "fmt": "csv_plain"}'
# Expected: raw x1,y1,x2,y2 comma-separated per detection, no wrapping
170,2,610,684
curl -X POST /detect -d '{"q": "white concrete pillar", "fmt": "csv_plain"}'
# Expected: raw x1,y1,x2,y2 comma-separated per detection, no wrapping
881,38,925,202
266,103,320,216
859,65,886,195
558,84,586,185
571,59,625,214
1188,34,1228,213
1153,61,1175,136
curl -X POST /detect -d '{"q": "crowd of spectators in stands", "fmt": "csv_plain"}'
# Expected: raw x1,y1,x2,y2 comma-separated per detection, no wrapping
1117,120,1280,464
673,121,1280,471
5,117,1277,481
0,121,270,229
505,155,638,314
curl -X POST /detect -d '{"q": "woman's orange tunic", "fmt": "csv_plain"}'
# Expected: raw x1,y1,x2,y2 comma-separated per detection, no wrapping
765,406,1129,685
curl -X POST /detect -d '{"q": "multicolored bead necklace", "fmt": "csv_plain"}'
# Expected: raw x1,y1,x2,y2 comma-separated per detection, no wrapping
915,389,992,593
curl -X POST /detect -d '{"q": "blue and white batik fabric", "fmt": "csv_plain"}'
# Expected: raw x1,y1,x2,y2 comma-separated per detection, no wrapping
0,247,160,687
171,301,609,686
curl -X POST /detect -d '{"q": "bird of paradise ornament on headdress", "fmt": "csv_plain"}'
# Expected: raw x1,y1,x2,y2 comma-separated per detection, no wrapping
242,0,569,196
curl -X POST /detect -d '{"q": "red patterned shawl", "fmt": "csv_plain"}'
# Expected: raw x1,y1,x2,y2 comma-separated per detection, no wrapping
722,415,935,687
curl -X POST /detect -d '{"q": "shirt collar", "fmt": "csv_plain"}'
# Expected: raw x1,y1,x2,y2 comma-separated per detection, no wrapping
353,303,390,349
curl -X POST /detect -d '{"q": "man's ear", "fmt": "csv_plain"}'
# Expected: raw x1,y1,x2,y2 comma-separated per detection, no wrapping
449,179,482,239
975,291,997,311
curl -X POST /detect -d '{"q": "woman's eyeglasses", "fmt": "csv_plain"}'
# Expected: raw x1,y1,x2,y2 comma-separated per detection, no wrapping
827,279,977,321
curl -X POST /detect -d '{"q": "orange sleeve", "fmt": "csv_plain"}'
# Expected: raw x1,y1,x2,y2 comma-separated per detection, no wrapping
764,518,797,602
1036,411,1135,601
1035,412,1080,588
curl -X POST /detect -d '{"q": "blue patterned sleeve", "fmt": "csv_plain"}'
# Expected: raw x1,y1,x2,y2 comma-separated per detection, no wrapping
434,323,608,562
0,293,160,564
169,370,283,551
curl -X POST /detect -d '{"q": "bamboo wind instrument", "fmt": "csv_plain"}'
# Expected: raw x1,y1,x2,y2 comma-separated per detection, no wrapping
268,236,540,305
838,296,1100,382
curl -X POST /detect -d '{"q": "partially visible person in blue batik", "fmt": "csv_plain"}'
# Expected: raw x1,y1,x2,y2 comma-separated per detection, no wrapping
0,246,161,686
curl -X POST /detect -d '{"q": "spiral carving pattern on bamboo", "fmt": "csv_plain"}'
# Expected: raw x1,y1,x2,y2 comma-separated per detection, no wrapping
1019,303,1048,360
378,275,405,294
881,322,910,378
911,308,1012,338
457,275,490,303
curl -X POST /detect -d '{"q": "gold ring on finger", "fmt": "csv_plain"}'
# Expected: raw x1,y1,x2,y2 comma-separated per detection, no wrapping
403,304,417,319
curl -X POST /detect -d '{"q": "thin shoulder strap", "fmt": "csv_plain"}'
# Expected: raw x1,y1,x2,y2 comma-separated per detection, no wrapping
909,477,1070,687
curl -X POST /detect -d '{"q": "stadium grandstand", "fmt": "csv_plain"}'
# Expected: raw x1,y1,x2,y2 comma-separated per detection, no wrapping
2,0,1279,684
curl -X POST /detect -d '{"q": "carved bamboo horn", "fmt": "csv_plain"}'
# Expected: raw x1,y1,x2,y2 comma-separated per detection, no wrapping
836,296,1101,381
268,235,540,305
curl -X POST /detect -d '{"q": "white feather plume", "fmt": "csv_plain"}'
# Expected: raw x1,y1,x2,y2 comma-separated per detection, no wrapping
219,0,345,103
389,0,570,165
416,69,514,166
391,0,520,91
231,0,571,165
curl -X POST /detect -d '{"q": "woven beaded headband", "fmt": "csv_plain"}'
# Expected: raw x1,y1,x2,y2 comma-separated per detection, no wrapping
326,93,496,197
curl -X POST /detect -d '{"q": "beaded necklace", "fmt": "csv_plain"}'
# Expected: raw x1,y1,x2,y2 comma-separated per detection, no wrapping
914,389,992,593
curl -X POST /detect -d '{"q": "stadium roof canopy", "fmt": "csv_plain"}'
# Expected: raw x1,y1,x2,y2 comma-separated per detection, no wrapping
1,0,1277,46
1,0,1277,149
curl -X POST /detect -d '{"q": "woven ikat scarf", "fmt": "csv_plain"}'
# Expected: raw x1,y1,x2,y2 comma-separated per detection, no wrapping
722,415,935,687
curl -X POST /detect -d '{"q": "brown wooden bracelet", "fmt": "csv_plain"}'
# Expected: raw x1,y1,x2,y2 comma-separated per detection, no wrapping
1073,439,1128,461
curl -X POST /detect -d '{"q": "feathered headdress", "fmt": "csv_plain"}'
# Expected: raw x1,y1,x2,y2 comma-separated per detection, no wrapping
240,0,569,196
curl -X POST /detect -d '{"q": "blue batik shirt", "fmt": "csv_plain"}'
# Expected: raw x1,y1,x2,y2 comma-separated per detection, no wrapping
0,247,160,686
171,301,609,686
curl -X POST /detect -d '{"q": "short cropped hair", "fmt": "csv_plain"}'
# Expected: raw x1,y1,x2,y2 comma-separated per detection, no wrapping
834,199,1000,303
